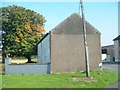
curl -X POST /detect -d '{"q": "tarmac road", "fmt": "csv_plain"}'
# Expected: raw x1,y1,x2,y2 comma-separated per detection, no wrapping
102,64,119,72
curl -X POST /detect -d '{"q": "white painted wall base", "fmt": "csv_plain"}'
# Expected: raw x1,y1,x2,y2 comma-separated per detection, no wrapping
102,54,107,60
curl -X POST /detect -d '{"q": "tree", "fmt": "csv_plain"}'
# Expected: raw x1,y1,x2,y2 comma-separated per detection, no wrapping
1,5,46,63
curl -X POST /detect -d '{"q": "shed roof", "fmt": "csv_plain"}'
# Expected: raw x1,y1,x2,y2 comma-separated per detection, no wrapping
113,35,120,41
51,13,101,35
37,33,49,45
102,45,114,49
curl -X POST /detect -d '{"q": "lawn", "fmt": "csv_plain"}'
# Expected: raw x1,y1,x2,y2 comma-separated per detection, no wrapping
2,70,119,88
11,56,37,64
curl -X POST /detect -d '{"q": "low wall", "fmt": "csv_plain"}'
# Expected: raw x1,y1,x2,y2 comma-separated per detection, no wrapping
5,58,50,74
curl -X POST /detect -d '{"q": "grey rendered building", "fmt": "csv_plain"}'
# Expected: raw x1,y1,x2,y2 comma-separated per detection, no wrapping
113,35,120,60
102,45,115,61
38,13,102,74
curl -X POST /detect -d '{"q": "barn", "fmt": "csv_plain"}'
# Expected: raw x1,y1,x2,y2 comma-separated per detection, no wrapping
38,13,102,74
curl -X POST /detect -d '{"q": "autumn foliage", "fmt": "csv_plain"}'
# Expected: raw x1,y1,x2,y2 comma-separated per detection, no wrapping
1,5,46,62
37,25,45,32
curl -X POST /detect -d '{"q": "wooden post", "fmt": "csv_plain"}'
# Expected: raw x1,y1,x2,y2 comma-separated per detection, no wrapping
80,0,90,77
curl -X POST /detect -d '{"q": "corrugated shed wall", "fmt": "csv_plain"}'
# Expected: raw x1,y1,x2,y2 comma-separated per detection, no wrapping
38,34,50,64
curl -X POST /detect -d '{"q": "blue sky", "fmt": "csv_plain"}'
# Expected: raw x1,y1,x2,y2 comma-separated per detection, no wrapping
1,1,118,46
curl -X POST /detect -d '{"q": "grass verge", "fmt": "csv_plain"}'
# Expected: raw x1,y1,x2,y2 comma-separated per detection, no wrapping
2,70,118,88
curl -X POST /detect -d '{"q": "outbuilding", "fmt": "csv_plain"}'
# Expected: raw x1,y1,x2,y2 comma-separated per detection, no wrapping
38,13,102,74
113,35,120,61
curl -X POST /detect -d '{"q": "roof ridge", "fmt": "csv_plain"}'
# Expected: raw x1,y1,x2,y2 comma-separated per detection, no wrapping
51,13,81,31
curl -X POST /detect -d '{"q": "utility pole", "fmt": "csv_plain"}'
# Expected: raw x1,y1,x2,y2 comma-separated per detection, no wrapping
80,0,90,77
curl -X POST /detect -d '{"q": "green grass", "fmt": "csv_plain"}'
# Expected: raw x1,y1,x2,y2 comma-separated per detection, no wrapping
2,70,119,88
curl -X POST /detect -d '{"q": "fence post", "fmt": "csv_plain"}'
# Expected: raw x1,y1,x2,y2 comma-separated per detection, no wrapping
5,58,11,74
5,58,11,65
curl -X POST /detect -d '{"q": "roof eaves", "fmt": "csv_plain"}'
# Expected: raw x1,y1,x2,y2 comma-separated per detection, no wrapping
37,33,49,45
113,35,120,41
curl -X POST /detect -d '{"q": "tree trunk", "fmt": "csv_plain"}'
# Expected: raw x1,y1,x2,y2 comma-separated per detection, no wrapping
25,54,32,63
27,56,31,63
2,52,6,63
